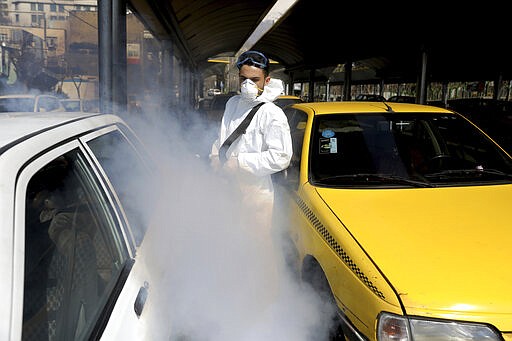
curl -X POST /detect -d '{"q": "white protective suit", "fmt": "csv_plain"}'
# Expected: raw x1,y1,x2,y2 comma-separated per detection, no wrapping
210,78,293,309
210,78,293,206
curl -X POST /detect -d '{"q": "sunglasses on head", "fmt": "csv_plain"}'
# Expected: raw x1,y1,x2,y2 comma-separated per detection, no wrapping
236,51,269,70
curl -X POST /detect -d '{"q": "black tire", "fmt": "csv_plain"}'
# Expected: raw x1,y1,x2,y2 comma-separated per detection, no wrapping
302,258,346,341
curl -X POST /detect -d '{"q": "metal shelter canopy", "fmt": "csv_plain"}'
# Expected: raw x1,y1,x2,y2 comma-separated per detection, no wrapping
127,0,276,77
128,0,512,84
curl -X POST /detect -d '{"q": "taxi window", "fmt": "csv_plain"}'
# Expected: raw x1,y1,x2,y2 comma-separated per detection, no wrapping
310,113,512,187
283,107,308,187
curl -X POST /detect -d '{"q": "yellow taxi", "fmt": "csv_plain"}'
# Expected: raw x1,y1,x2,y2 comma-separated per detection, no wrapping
274,94,304,109
274,101,512,341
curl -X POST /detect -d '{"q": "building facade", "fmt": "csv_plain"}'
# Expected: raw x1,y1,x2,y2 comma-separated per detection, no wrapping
4,0,96,28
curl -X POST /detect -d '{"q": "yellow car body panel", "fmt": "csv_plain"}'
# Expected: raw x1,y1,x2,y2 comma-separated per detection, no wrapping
294,101,451,115
274,95,304,109
288,183,403,338
278,101,512,340
315,184,512,330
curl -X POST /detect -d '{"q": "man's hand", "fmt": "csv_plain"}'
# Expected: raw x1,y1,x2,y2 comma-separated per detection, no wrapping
210,154,221,173
222,156,239,175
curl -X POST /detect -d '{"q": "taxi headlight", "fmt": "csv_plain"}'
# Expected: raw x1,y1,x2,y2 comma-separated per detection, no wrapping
377,312,501,341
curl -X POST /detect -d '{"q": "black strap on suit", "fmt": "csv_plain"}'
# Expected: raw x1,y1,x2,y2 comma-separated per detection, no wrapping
218,102,265,164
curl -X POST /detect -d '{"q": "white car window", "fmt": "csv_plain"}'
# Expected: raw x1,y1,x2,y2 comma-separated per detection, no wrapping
37,97,62,112
23,148,131,341
86,129,155,246
61,100,81,112
0,98,35,112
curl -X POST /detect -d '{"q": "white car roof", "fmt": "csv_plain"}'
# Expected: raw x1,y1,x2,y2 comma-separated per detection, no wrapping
0,111,110,149
0,94,29,98
0,94,55,98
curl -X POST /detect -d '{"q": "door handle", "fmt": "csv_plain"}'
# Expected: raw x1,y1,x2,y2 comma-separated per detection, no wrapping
134,281,149,317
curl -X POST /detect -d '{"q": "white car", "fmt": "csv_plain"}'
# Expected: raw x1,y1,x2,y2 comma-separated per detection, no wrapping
0,94,65,112
60,98,100,112
0,112,160,340
206,88,221,96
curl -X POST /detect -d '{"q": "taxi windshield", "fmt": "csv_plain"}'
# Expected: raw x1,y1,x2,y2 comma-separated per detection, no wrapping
310,113,512,187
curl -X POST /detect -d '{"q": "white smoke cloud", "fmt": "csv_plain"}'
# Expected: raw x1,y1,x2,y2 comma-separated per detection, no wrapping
121,104,335,341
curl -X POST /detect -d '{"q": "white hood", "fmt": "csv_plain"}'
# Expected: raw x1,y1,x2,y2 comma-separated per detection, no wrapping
257,78,284,103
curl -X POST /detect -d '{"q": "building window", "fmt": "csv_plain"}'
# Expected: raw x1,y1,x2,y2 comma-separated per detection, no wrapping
15,14,19,22
58,5,64,12
0,33,8,42
50,4,56,12
50,15,57,20
47,36,57,49
30,3,36,11
37,3,44,11
31,14,37,23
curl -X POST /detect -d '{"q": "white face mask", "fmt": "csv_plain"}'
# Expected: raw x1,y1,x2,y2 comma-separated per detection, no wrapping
240,79,260,101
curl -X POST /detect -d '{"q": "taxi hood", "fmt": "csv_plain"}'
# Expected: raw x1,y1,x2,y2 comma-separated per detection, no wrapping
315,184,512,322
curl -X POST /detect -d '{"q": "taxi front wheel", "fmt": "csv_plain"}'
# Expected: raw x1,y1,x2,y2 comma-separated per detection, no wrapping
301,258,346,341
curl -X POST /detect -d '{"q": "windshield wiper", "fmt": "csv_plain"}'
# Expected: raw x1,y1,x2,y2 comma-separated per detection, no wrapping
318,173,435,188
425,168,512,180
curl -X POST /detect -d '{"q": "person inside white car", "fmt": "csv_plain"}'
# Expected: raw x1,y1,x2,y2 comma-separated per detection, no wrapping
23,156,100,340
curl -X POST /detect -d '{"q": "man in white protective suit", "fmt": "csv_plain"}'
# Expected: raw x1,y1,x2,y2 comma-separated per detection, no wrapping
209,50,293,306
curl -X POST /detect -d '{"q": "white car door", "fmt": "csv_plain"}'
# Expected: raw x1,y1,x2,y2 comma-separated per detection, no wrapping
11,124,157,341
80,125,161,340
